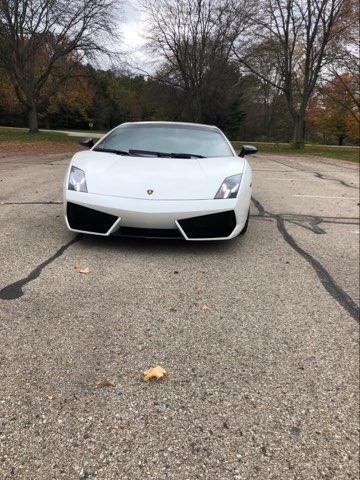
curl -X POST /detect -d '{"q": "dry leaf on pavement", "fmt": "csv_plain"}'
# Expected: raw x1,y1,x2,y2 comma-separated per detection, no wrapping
74,262,90,274
96,379,116,387
112,423,121,430
201,304,209,311
143,366,167,381
79,268,91,274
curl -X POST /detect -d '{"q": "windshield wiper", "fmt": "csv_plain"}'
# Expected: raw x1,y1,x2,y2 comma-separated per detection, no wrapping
129,149,169,157
129,149,205,158
93,148,132,156
170,152,205,158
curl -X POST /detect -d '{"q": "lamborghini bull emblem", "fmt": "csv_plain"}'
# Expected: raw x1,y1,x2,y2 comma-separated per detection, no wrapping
147,189,154,195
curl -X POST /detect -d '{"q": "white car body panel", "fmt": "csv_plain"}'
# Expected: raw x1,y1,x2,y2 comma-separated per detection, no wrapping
63,121,254,241
68,151,247,201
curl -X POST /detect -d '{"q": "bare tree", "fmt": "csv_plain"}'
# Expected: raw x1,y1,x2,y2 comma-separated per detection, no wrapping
0,0,122,132
234,0,357,147
141,0,252,123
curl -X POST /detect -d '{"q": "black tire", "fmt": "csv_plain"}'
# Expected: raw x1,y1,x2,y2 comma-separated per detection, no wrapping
239,209,250,235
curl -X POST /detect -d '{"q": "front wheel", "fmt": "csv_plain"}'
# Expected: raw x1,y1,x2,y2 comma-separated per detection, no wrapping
239,210,250,235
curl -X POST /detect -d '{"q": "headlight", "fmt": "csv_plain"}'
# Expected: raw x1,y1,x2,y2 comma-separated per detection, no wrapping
68,166,87,192
215,174,242,199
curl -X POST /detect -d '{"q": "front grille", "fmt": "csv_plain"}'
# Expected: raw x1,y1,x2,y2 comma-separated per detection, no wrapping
113,226,183,239
178,211,236,239
67,202,118,234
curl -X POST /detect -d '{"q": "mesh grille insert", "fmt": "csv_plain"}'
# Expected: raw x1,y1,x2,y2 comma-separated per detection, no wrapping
67,202,118,234
178,211,236,239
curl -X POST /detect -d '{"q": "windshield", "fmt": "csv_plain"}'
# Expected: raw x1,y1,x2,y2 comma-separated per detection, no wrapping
94,123,234,158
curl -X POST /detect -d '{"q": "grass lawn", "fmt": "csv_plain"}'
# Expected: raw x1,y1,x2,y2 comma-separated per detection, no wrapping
232,141,359,163
0,127,81,145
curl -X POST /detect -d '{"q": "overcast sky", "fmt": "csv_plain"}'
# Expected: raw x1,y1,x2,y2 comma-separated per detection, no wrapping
120,0,149,71
123,0,142,22
122,1,145,50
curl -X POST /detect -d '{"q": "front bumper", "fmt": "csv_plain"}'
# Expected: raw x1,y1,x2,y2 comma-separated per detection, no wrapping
64,191,250,240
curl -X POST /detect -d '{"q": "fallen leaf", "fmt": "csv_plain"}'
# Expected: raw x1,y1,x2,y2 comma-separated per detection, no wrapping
74,262,91,273
96,379,116,387
143,366,167,381
201,304,209,311
112,423,121,430
47,395,54,401
79,268,91,274
169,307,177,312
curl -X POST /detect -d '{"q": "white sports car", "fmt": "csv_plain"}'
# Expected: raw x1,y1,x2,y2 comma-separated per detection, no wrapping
64,121,257,240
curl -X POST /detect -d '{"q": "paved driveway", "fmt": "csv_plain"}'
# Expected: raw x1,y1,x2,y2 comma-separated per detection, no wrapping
0,152,359,479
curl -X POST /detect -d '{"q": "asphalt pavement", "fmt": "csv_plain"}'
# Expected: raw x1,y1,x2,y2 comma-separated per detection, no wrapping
0,151,359,479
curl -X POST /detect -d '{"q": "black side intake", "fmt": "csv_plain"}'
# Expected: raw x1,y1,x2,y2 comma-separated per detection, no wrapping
178,211,236,239
67,202,118,234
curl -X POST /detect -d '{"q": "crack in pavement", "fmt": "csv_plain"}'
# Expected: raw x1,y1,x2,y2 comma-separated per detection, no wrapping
275,214,358,234
263,157,359,189
251,197,266,216
251,196,359,322
250,214,358,231
0,236,80,300
313,172,358,189
282,217,326,235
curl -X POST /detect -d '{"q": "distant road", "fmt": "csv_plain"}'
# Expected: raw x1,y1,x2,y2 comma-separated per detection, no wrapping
40,129,104,138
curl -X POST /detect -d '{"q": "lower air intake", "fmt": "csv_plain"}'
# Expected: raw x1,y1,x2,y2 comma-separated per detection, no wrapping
67,202,118,234
178,211,236,239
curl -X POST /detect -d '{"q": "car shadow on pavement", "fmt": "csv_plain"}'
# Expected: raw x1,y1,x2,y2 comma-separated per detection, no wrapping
76,233,242,256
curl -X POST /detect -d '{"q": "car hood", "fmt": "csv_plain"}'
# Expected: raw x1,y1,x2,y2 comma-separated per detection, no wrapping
71,150,246,200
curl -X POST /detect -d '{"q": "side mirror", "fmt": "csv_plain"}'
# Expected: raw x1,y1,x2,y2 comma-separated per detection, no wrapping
80,138,94,149
239,145,258,158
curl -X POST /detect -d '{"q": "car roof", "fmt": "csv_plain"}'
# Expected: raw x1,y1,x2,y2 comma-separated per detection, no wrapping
119,121,219,131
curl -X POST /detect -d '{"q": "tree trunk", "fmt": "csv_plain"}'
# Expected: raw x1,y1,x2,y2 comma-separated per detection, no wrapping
191,102,202,123
27,104,39,133
292,112,305,149
189,89,203,123
338,136,344,146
